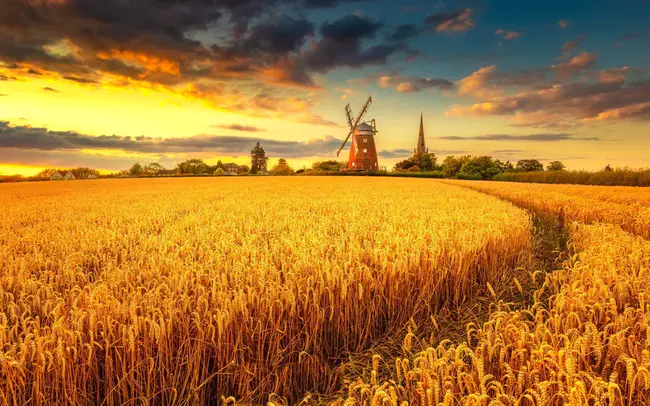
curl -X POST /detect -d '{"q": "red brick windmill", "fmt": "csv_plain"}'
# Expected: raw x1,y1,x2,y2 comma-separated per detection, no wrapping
336,96,379,171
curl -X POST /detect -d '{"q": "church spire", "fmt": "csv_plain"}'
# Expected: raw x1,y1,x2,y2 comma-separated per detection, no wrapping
416,113,427,156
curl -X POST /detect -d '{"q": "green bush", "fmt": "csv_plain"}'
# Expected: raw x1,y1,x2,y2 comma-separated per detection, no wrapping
493,169,650,186
455,173,483,180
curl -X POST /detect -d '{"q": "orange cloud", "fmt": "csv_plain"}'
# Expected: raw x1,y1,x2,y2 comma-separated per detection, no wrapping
97,50,181,76
457,65,500,98
551,52,597,79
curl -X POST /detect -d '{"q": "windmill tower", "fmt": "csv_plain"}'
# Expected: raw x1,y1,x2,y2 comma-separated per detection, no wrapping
336,96,379,171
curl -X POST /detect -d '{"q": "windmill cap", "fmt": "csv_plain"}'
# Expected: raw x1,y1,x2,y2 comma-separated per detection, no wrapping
356,122,374,131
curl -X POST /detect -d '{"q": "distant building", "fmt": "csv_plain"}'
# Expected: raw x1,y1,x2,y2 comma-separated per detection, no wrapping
63,172,76,180
87,174,98,179
414,113,428,157
223,163,244,175
50,171,64,180
119,173,131,178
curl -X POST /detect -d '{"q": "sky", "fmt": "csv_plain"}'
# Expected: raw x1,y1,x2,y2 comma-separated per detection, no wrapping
1,0,649,176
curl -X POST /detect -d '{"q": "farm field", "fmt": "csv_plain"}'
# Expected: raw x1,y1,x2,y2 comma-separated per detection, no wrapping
1,177,649,405
442,179,650,239
0,178,531,405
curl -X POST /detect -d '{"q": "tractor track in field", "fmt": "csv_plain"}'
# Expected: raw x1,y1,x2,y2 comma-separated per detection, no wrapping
295,209,571,405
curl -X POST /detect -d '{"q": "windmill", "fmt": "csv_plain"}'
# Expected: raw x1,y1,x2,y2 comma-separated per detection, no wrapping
336,96,379,171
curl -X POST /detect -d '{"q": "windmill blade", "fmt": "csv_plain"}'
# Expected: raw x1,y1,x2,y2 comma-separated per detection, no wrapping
337,96,373,156
336,128,354,156
345,104,354,129
353,97,372,127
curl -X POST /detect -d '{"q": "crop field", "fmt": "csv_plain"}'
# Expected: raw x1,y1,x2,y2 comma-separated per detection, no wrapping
0,178,531,405
0,178,648,405
441,180,650,239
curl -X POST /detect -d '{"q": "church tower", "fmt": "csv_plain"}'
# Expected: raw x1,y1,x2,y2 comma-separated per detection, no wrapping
414,113,428,156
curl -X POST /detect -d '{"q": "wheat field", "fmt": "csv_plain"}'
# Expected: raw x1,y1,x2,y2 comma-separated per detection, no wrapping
0,178,531,405
338,180,650,406
441,179,650,239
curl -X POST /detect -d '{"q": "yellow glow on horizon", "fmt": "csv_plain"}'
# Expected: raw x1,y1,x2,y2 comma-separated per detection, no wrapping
0,164,47,177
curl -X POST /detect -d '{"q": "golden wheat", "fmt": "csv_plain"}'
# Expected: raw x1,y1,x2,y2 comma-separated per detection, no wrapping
0,177,530,404
341,216,650,405
441,179,650,239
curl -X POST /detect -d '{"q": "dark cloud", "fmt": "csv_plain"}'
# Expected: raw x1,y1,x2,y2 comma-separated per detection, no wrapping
214,15,315,57
0,0,381,91
378,74,454,93
320,14,382,41
377,148,412,158
424,9,475,34
437,133,599,142
389,24,420,41
215,124,266,132
43,87,59,92
0,94,8,97
300,14,406,73
493,149,524,154
0,121,344,158
63,76,99,84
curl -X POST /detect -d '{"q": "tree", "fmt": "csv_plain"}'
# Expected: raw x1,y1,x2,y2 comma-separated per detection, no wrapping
129,163,143,176
214,168,226,176
144,162,165,176
516,159,544,172
216,160,224,170
37,168,60,178
414,153,438,171
37,167,99,179
442,155,471,178
240,165,250,174
604,164,613,172
250,142,268,174
495,159,515,173
312,160,346,172
176,159,208,174
270,158,295,176
547,161,566,171
459,156,502,180
394,158,417,172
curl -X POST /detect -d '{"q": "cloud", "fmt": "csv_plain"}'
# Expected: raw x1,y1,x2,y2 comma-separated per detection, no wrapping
596,66,629,85
436,133,599,142
495,29,522,40
378,74,454,93
552,52,598,79
300,14,407,73
389,24,420,41
0,0,383,107
425,9,475,34
377,148,412,158
0,72,17,81
215,124,266,132
0,121,345,158
447,80,650,125
557,20,569,29
562,36,583,53
0,93,8,97
43,87,59,92
447,54,650,128
455,65,549,99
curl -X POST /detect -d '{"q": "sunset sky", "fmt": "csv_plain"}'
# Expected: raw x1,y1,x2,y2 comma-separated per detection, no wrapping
1,0,649,176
